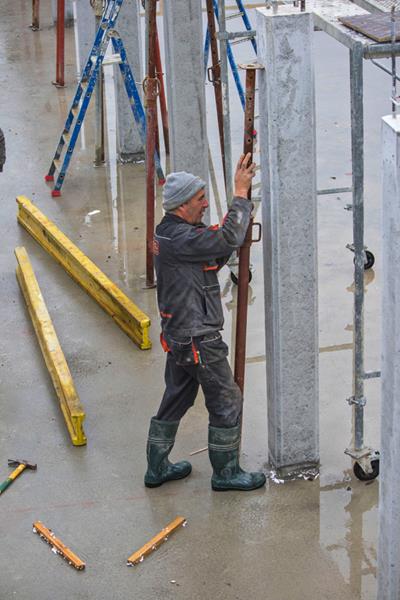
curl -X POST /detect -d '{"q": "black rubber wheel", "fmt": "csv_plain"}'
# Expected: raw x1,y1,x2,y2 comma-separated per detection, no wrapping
353,250,375,270
353,458,379,481
230,270,252,285
364,250,375,270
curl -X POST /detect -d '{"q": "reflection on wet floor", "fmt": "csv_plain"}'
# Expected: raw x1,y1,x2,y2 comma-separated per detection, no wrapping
320,476,378,598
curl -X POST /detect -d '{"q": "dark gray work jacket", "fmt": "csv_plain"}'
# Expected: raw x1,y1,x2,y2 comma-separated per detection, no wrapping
154,196,252,341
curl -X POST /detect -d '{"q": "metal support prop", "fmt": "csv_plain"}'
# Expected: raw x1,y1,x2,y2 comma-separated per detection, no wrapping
145,0,158,287
54,0,65,87
31,0,40,30
94,2,105,166
206,0,226,190
349,43,365,455
155,27,169,155
217,0,233,205
234,66,258,393
391,4,398,117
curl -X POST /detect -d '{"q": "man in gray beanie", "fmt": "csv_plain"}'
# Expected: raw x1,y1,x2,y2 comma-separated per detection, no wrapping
144,153,266,492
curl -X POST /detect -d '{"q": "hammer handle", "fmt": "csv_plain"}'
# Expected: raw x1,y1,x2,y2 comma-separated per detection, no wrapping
0,464,26,495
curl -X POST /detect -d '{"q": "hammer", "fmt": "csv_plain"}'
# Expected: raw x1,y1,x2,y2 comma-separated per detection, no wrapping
0,459,37,495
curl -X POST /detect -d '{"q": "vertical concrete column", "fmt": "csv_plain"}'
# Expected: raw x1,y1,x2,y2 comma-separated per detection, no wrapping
378,115,400,600
114,0,144,162
163,0,208,185
75,0,96,74
256,8,319,476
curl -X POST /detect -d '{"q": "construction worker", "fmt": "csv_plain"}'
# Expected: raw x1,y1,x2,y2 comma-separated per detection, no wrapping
144,153,266,492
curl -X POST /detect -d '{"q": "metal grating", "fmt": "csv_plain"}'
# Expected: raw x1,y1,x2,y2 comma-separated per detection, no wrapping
339,12,400,42
371,0,400,9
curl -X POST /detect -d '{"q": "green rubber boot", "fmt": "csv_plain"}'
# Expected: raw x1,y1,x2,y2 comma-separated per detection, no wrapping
208,424,266,491
144,418,192,488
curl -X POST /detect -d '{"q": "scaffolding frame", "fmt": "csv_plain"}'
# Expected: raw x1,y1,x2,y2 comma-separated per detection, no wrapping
269,0,400,478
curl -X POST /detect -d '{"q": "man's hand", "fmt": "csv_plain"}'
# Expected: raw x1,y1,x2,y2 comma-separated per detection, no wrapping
234,153,256,199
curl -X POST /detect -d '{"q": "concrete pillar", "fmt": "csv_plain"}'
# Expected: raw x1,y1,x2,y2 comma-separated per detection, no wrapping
163,0,208,185
256,7,319,477
378,115,400,600
52,0,74,24
114,0,144,162
74,0,96,75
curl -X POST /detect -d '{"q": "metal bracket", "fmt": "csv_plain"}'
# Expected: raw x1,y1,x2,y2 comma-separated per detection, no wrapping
363,370,381,380
346,395,367,407
238,62,265,71
251,222,262,243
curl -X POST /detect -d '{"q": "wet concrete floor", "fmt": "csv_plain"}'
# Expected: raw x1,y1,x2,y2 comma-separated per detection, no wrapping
0,2,388,599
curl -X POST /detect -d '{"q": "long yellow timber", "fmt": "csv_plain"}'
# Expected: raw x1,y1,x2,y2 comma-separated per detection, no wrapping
16,196,151,350
15,246,87,446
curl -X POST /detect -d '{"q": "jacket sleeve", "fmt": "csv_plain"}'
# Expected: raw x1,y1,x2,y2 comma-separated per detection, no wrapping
170,197,252,262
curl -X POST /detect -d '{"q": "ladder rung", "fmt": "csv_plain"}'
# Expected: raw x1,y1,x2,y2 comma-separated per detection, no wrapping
254,114,259,120
231,37,251,46
226,11,244,20
72,106,79,117
53,159,62,171
62,132,71,142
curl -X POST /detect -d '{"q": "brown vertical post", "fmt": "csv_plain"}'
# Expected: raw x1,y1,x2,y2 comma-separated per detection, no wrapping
234,67,257,394
31,0,40,30
145,0,158,288
206,0,226,189
54,0,65,87
155,28,170,155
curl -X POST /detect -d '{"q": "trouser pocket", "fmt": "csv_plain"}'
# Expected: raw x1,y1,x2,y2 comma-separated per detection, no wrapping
166,335,197,366
197,333,229,364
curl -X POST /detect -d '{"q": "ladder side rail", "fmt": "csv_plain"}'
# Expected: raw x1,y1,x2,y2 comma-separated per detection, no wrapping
46,0,117,179
53,55,105,192
235,0,257,53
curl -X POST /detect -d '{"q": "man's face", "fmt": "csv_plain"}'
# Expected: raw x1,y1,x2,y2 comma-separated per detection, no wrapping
179,188,209,224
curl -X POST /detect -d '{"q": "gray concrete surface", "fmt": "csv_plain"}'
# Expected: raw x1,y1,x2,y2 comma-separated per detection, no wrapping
163,0,208,186
75,0,96,75
114,0,144,162
0,2,388,599
256,9,319,476
378,115,400,600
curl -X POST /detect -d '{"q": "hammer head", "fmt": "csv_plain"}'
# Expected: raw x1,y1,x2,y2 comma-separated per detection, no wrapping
8,459,37,470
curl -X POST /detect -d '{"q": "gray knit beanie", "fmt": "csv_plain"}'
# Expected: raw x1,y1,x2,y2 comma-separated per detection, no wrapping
162,171,206,211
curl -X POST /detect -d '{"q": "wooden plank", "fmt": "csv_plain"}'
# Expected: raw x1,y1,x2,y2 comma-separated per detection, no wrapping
15,246,87,446
127,516,187,566
33,521,86,570
16,196,151,350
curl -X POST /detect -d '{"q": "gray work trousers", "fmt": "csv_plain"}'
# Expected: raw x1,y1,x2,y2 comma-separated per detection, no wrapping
156,333,243,428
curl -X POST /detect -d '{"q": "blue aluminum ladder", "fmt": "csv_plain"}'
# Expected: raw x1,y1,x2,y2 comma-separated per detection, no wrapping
45,0,164,197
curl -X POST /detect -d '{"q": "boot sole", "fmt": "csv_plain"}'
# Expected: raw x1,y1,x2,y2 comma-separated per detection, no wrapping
211,481,266,492
144,468,192,488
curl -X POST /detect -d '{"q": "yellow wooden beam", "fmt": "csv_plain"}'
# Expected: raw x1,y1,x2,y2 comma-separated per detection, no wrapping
16,196,151,350
127,516,187,566
15,246,87,446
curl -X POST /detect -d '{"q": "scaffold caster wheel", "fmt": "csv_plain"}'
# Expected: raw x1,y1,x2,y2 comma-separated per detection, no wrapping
353,458,379,481
354,250,375,270
364,250,375,270
230,270,252,285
